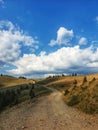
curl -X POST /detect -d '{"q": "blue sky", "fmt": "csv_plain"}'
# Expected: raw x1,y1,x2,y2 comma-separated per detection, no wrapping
0,0,98,77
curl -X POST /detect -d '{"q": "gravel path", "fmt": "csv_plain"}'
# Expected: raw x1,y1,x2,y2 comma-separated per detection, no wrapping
0,88,98,130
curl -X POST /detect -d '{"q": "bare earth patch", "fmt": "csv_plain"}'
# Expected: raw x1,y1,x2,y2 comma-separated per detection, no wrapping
0,89,98,130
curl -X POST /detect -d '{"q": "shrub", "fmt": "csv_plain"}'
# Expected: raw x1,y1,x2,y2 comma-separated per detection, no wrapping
92,77,96,81
96,84,98,87
83,76,87,83
29,89,35,99
0,89,19,110
81,86,88,90
19,76,26,79
16,89,21,94
64,89,69,95
20,86,24,90
67,95,80,106
79,101,97,114
73,79,77,85
31,84,35,89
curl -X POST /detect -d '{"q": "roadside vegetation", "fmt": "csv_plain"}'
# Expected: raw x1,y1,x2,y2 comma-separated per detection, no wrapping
0,75,51,112
63,76,98,114
37,74,98,114
0,74,98,114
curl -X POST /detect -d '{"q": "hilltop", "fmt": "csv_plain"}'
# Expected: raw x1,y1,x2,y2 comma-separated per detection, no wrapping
0,75,35,88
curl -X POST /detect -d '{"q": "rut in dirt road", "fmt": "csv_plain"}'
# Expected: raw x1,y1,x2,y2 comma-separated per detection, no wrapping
0,87,98,130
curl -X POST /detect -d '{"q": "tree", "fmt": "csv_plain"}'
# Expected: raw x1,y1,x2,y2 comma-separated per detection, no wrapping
29,89,35,99
72,73,77,76
0,74,3,76
74,73,77,76
31,84,35,89
62,74,65,77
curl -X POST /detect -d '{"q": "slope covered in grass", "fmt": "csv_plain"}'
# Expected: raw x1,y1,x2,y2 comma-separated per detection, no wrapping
0,75,52,111
0,74,98,114
38,74,98,114
0,75,34,88
63,75,98,114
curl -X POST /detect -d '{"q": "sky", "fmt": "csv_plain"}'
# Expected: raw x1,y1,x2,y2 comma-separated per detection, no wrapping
1,0,98,78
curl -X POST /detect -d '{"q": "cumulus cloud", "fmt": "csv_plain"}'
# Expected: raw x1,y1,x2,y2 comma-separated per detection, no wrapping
49,27,74,46
8,45,98,76
79,37,87,45
0,20,39,62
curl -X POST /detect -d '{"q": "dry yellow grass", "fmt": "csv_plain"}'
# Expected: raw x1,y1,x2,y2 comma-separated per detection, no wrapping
0,75,35,87
60,74,98,114
41,74,98,114
47,74,98,87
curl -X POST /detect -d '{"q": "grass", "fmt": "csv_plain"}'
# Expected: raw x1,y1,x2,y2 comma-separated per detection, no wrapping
34,85,52,97
0,75,35,88
62,75,98,114
0,75,52,111
1,74,98,114
67,95,80,106
38,74,98,114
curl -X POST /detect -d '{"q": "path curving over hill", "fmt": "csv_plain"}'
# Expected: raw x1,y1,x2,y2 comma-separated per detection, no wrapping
0,87,98,130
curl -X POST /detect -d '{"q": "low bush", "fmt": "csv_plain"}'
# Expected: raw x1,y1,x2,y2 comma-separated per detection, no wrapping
79,101,97,114
67,95,80,106
73,79,77,85
83,76,87,83
64,89,69,95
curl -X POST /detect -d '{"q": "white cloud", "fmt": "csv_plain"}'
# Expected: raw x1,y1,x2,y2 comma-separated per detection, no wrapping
79,37,87,45
95,16,98,21
0,20,39,62
0,0,5,8
0,0,4,4
44,73,67,78
49,27,74,46
8,45,98,76
44,73,56,78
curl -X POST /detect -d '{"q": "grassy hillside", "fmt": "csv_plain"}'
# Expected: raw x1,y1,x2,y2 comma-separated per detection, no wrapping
62,75,98,114
0,75,52,111
38,74,98,114
0,74,98,114
0,75,35,88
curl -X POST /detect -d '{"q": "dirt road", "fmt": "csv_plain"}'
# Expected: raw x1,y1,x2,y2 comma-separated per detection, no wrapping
0,87,98,130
